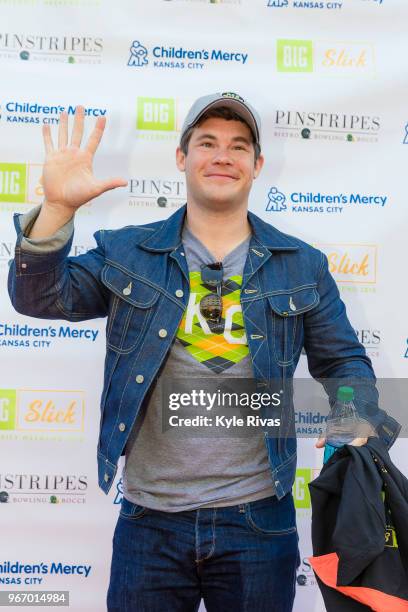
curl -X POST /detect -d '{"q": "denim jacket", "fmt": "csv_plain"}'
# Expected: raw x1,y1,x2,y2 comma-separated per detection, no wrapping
8,205,400,499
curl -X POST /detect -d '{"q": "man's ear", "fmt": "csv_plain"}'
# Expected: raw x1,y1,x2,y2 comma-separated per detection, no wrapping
176,146,186,172
253,153,264,179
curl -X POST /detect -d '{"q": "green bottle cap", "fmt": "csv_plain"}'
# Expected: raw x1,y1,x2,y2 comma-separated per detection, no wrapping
337,386,354,402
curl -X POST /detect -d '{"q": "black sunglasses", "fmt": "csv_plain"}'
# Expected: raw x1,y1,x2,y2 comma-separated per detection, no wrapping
199,262,223,325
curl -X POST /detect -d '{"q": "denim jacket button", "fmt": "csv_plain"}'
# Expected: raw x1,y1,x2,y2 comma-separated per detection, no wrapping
104,474,110,482
135,374,144,384
158,328,168,338
122,282,132,296
21,263,27,269
175,289,184,298
118,423,126,432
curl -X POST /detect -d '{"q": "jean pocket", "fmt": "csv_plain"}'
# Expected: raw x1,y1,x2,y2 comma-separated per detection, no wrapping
244,494,297,536
119,496,149,520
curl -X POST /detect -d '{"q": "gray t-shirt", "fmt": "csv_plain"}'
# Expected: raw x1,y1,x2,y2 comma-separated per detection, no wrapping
123,224,275,511
17,207,276,511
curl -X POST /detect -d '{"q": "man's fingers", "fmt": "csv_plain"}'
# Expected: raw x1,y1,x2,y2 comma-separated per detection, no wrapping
58,111,68,149
42,124,54,154
86,116,106,155
316,436,368,449
71,105,85,147
350,437,368,446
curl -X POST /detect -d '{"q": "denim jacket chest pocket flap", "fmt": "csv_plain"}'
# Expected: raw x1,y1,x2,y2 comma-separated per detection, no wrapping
101,263,161,353
267,287,320,366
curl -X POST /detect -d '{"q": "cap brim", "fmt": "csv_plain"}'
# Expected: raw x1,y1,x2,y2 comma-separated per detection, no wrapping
189,98,260,145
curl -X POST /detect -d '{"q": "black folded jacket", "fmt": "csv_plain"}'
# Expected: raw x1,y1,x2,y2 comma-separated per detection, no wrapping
309,437,408,611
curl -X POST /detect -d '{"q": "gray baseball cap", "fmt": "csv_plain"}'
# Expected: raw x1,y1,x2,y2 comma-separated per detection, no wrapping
180,92,261,148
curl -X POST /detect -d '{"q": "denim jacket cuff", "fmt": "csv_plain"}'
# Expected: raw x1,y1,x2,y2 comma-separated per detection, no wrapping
375,413,401,449
12,209,74,276
357,403,401,450
16,205,74,254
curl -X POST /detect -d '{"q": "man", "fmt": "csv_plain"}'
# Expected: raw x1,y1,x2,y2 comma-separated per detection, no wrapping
8,92,399,611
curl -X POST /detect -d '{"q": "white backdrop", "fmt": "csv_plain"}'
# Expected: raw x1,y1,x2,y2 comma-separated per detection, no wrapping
0,1,407,610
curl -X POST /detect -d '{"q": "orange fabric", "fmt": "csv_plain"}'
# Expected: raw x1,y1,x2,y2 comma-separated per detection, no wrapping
309,552,408,612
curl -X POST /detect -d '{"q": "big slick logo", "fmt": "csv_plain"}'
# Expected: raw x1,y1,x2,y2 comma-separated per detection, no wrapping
0,473,88,504
0,158,95,213
317,243,377,285
0,33,103,64
276,39,376,76
128,177,186,209
128,39,249,71
136,97,179,141
317,243,378,296
0,162,43,211
0,163,27,203
266,186,387,214
293,468,320,515
0,389,85,441
273,109,380,143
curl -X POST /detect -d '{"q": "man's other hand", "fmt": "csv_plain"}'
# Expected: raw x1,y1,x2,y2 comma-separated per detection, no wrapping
315,436,368,449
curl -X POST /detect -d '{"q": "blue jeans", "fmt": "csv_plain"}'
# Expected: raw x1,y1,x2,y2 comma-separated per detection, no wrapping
107,493,300,612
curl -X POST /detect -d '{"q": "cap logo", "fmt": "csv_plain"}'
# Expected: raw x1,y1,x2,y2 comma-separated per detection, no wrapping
221,92,245,102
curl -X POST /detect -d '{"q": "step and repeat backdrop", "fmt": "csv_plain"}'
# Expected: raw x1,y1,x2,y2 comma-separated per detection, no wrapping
0,0,407,610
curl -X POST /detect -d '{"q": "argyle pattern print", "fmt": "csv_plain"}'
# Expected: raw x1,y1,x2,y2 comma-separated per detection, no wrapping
176,271,249,373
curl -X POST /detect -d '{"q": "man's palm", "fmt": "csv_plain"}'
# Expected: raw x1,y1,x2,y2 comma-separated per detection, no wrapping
42,106,127,211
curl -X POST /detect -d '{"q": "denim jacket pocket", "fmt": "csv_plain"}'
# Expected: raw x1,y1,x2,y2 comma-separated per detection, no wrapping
101,263,160,354
268,287,319,366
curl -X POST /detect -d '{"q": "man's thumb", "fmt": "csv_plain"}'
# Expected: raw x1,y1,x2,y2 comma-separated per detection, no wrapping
98,178,128,194
315,436,326,449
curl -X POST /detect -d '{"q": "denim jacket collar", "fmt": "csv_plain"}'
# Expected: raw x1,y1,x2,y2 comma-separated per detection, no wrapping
139,204,300,253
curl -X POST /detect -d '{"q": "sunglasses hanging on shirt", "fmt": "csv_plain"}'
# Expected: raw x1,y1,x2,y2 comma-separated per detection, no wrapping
199,262,224,331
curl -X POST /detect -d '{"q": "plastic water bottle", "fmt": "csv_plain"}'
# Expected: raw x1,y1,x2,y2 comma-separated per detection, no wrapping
323,386,367,463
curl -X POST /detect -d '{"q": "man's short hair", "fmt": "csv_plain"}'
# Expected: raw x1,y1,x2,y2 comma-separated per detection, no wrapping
179,106,262,162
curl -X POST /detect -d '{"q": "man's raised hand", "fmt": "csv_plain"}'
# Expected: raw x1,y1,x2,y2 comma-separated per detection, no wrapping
41,105,127,213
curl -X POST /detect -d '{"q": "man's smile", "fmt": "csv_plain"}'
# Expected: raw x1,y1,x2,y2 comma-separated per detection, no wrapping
204,173,238,181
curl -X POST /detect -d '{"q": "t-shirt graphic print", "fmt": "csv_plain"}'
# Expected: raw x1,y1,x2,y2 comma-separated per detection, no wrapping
176,270,249,373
